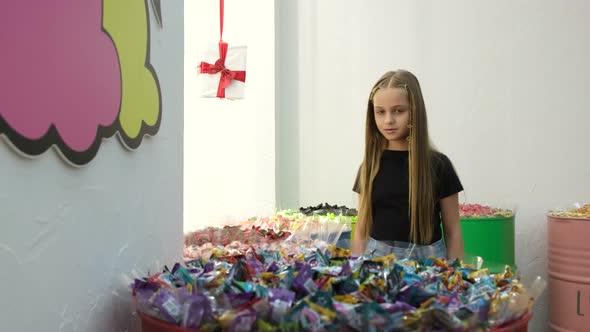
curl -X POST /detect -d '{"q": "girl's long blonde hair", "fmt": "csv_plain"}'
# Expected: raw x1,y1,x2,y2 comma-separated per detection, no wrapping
358,70,436,245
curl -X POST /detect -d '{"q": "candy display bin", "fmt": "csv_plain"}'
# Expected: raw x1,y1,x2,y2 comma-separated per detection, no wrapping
139,311,200,332
548,214,590,331
460,215,516,274
138,310,533,332
489,311,532,332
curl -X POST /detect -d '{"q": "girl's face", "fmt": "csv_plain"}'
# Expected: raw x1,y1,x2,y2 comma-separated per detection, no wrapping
373,87,410,149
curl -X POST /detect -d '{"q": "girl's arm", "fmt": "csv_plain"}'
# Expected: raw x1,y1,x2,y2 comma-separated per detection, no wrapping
440,193,464,260
351,218,367,256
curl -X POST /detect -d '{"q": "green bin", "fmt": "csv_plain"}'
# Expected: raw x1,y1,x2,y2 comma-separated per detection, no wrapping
459,216,516,273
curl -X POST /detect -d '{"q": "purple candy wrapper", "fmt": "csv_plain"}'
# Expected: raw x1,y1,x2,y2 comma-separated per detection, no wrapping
247,255,265,275
380,301,414,314
294,261,306,270
181,294,213,328
159,272,182,288
228,309,257,332
447,292,463,313
171,262,181,274
340,261,352,276
333,302,362,330
298,304,323,331
135,287,159,319
268,288,296,303
227,292,256,308
250,298,270,317
397,283,436,307
266,261,280,273
175,286,192,304
135,286,156,301
292,264,317,296
268,288,295,322
151,289,181,323
133,279,160,292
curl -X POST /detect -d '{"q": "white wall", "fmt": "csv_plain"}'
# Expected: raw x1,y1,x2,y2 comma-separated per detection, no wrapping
277,1,590,330
0,2,183,331
184,0,276,231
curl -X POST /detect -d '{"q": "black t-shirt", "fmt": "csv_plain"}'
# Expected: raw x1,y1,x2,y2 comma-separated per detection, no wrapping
353,150,463,244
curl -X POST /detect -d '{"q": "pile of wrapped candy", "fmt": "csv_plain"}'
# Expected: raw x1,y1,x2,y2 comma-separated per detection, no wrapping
549,203,590,219
183,225,345,261
183,224,296,260
134,246,543,331
460,204,514,218
299,203,358,217
184,206,356,260
239,214,351,233
184,225,292,248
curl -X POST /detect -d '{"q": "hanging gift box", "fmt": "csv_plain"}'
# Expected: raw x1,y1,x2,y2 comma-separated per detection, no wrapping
197,0,247,99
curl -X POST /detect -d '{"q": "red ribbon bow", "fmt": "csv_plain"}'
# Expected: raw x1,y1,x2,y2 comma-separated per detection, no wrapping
197,0,246,98
198,41,246,98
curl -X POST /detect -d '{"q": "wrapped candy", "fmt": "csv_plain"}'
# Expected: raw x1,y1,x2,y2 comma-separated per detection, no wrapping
549,203,590,219
460,203,514,218
133,245,544,331
297,202,358,217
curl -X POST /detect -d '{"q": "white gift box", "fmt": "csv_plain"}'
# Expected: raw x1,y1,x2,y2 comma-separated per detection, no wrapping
198,43,247,99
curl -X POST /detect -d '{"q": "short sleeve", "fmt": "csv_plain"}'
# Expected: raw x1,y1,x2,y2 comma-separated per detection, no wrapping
435,153,463,199
352,166,361,194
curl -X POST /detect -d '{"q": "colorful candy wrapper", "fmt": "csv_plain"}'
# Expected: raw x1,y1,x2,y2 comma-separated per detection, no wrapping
397,282,436,308
339,260,353,277
385,266,402,300
332,294,359,304
150,289,182,323
292,264,317,297
358,302,394,331
328,245,351,259
172,264,195,290
268,288,296,322
223,257,244,279
307,291,335,312
371,254,396,268
400,269,422,287
256,319,278,332
180,294,213,328
266,261,280,273
227,309,257,332
298,302,324,331
356,260,384,282
332,276,359,295
255,284,269,299
157,271,183,288
134,286,159,320
359,275,387,303
226,291,255,308
277,267,295,290
248,297,271,319
380,301,414,314
133,278,160,294
246,254,266,276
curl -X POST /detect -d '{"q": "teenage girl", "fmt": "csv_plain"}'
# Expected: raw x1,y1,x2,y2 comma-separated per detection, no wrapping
351,70,464,261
